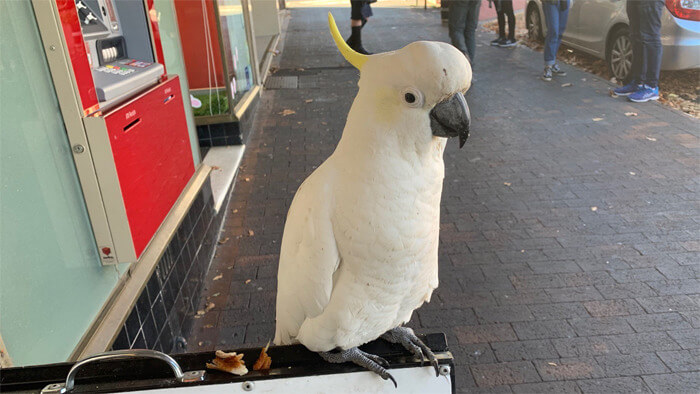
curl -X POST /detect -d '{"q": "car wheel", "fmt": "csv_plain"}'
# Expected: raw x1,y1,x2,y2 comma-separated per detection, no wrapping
607,26,633,83
526,5,543,42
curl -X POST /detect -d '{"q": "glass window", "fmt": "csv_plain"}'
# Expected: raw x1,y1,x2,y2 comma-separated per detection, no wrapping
0,0,127,366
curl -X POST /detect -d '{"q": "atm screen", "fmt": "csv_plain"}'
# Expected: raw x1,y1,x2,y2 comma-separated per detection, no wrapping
75,0,164,103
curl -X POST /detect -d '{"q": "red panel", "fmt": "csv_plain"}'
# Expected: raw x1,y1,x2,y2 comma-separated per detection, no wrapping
146,0,167,74
103,76,194,257
56,0,98,114
173,0,225,89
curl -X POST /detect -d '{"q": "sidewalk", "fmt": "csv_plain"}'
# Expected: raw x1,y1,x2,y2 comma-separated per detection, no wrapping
188,7,700,392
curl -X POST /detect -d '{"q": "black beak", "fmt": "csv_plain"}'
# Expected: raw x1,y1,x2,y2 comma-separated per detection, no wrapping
429,92,471,148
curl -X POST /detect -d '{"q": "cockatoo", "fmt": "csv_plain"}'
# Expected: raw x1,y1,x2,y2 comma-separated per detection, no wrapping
274,13,472,385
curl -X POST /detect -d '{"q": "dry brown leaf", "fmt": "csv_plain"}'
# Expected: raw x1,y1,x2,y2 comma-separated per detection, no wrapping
206,350,248,376
629,172,636,176
592,118,603,121
244,177,250,182
211,165,221,170
591,206,598,212
561,83,573,87
304,99,314,103
213,274,223,281
625,112,638,117
218,237,230,245
279,109,296,116
547,362,558,366
245,279,252,284
212,292,221,297
503,182,512,186
233,209,239,213
253,341,272,371
248,230,255,236
645,136,657,141
203,324,214,329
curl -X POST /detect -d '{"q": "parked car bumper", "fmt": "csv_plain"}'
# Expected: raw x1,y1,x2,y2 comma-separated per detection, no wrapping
661,17,700,71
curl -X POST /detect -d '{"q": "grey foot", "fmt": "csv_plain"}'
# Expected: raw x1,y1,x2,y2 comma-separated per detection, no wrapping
319,347,397,387
382,326,439,377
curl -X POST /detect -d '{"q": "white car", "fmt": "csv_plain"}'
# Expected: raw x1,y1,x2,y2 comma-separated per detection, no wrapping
526,0,700,81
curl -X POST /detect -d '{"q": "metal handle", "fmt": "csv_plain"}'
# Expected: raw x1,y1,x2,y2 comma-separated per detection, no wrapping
41,349,204,393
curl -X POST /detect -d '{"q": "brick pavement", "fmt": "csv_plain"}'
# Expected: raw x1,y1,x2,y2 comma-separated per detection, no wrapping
187,7,700,393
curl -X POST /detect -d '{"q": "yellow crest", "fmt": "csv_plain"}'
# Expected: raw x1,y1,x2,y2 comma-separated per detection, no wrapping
328,12,368,70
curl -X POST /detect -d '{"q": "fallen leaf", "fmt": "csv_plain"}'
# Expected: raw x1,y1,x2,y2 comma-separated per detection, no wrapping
609,90,618,97
199,341,204,346
248,230,255,236
211,165,221,170
561,83,573,87
591,206,598,212
592,117,603,121
629,172,636,176
279,109,296,116
645,136,657,141
205,302,215,312
245,279,252,284
304,99,314,103
503,182,512,186
547,362,558,366
212,292,221,297
227,265,234,270
213,274,223,281
624,112,638,117
207,351,248,376
253,341,272,371
321,121,327,125
244,177,250,182
203,324,214,329
218,237,230,245
233,209,238,213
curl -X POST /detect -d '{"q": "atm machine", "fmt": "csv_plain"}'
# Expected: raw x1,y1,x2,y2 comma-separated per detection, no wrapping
32,0,196,264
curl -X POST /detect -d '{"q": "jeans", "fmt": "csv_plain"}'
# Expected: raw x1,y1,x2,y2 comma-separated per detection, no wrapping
542,0,569,66
449,0,482,63
627,0,664,87
497,0,515,40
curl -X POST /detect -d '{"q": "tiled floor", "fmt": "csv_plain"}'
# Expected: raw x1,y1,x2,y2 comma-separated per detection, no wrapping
188,7,700,392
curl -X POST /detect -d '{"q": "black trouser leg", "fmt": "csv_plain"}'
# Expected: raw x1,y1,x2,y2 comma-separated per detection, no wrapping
497,9,506,38
503,0,516,40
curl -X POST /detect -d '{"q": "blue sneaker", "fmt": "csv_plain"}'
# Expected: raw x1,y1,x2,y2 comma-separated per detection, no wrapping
628,85,660,103
613,82,642,96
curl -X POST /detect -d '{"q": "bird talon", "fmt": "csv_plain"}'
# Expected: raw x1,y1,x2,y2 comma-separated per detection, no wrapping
432,359,440,377
386,372,398,388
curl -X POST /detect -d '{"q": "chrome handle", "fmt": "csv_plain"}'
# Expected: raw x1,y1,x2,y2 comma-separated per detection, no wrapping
41,349,205,393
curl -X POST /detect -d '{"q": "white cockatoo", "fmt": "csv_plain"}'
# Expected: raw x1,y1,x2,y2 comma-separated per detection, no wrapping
274,13,472,385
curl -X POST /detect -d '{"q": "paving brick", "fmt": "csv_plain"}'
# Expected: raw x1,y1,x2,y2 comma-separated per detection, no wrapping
595,353,670,376
492,289,551,306
609,268,667,283
576,377,651,394
602,332,681,354
455,343,497,365
595,283,658,299
545,286,604,302
533,358,605,381
657,349,700,372
680,310,700,328
512,320,576,340
553,337,618,358
642,372,700,393
491,340,559,362
529,303,590,320
454,324,518,344
647,279,700,295
474,305,535,323
627,312,692,332
418,307,478,327
511,381,581,394
637,295,699,313
569,317,634,336
471,361,541,387
668,328,700,349
582,299,645,317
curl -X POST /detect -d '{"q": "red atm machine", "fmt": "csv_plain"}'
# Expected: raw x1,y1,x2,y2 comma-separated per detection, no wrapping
32,0,195,264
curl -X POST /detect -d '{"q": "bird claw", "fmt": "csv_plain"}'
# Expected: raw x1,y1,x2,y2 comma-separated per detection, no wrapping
319,347,396,387
382,326,440,376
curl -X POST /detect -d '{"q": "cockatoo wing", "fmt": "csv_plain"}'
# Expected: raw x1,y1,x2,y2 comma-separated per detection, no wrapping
274,166,340,346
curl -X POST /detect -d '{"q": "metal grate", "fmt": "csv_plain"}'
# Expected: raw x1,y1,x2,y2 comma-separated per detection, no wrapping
265,76,298,89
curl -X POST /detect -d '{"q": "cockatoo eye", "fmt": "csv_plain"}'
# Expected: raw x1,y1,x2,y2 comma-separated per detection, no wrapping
401,88,424,108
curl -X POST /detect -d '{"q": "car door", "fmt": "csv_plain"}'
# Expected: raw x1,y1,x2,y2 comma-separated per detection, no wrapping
573,0,625,55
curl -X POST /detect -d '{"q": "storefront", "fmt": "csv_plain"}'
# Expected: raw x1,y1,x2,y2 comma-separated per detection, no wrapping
0,0,280,368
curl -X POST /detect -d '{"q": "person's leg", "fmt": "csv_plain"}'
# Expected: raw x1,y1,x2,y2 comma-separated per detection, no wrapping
463,0,481,62
504,0,515,41
542,1,560,67
627,0,643,84
497,8,506,39
347,1,371,54
553,0,569,60
448,2,469,55
639,0,663,88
